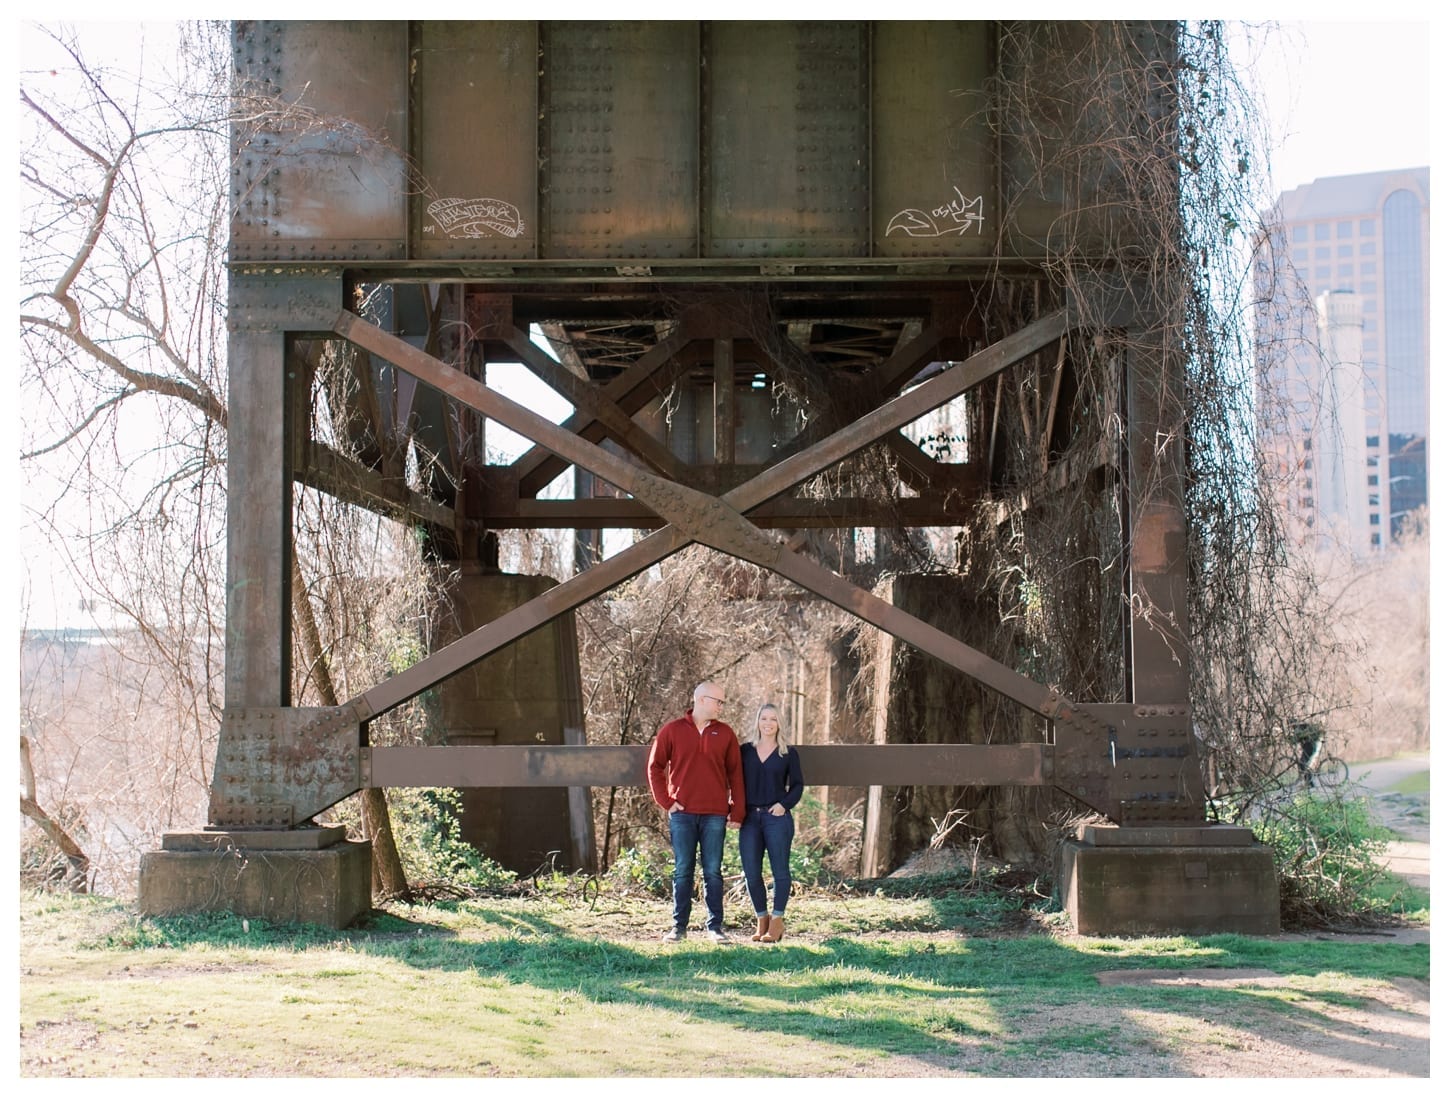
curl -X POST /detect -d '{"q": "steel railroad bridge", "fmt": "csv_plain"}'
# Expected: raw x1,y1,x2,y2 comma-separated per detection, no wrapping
140,20,1276,933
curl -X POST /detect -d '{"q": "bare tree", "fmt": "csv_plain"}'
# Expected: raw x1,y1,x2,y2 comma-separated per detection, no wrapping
18,21,413,895
19,734,89,892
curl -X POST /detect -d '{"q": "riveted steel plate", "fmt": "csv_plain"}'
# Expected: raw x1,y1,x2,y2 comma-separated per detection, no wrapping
1054,703,1205,824
542,22,699,259
228,274,344,333
412,21,538,261
232,21,408,262
704,22,869,258
210,707,362,827
872,22,996,258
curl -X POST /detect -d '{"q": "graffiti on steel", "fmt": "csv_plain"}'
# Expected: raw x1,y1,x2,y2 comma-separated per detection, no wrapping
426,196,527,239
885,185,985,238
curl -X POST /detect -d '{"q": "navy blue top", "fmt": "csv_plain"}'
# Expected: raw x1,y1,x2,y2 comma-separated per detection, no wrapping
740,743,804,811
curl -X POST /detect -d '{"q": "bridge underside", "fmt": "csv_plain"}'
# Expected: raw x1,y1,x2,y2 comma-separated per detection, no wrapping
214,272,1203,829
138,19,1286,932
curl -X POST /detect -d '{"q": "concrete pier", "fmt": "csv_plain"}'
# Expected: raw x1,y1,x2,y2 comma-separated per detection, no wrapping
1059,823,1279,936
137,826,371,930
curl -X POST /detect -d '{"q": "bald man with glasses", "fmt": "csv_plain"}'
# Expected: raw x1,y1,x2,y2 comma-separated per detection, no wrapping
648,680,745,943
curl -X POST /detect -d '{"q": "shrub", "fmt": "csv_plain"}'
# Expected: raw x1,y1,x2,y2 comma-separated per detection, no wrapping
388,787,517,892
1251,790,1397,928
603,845,673,896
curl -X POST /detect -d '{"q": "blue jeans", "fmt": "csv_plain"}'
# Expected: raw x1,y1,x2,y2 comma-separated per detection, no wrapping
739,807,794,916
668,811,727,931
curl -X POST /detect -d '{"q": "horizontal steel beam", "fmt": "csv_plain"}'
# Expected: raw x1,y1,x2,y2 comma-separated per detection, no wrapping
492,494,978,529
234,258,1054,282
298,441,455,531
365,743,1048,789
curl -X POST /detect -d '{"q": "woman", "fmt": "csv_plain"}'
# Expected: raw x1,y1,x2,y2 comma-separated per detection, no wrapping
738,703,804,943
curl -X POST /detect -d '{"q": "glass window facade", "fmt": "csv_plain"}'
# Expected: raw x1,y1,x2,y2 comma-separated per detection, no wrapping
1257,171,1428,550
1383,189,1426,437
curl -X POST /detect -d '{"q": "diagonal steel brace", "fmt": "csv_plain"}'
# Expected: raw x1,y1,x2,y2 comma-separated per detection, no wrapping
330,305,1079,724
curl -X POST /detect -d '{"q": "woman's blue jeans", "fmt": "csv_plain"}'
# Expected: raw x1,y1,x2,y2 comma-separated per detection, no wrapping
739,807,794,916
668,811,726,932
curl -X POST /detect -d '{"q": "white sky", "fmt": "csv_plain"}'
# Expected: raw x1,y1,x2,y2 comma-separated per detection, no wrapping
1239,19,1434,194
13,15,1442,631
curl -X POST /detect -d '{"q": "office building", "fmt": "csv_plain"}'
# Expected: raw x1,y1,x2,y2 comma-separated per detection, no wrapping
1253,167,1430,551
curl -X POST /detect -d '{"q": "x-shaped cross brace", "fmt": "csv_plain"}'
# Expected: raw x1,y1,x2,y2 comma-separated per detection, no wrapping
329,305,1089,731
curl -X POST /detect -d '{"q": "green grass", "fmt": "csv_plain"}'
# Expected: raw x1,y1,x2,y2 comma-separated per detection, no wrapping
1386,770,1430,796
19,883,1429,1078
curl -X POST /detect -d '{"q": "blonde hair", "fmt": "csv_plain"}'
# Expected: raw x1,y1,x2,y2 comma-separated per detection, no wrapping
747,703,790,757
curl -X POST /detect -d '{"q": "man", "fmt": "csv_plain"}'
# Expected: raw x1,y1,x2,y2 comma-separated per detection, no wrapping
647,680,745,943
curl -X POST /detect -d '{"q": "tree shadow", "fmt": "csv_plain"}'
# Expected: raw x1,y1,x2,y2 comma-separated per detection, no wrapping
320,908,1428,1075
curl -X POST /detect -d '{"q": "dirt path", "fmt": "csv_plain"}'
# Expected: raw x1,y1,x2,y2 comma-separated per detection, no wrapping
1353,752,1431,887
992,758,1433,1078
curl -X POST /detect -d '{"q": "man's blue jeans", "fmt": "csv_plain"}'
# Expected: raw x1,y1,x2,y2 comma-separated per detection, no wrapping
668,811,726,932
739,807,794,916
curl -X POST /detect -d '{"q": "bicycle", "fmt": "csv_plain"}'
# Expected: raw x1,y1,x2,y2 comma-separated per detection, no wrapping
1283,744,1349,791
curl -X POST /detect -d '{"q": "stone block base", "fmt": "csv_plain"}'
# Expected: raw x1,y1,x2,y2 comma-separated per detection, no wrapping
138,829,372,929
1059,824,1279,936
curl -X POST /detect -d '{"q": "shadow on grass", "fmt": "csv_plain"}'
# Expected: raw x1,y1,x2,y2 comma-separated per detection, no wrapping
89,895,1428,1075
349,910,1428,1073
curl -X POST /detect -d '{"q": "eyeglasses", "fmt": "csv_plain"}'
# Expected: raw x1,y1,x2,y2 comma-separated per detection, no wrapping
701,695,725,704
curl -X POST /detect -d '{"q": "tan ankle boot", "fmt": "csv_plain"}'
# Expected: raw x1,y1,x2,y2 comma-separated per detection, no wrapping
763,915,785,943
751,915,770,941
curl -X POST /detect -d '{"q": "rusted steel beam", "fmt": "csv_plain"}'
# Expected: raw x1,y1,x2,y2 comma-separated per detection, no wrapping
226,276,350,708
333,306,1075,721
365,743,1047,789
740,307,1069,510
1124,331,1191,704
513,325,693,495
501,328,687,481
714,337,736,465
856,314,959,400
742,532,1063,718
881,431,952,491
498,494,977,528
354,527,690,721
299,440,456,531
336,310,665,502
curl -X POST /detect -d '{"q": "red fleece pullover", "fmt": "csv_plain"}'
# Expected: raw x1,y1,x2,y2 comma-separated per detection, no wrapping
647,710,746,824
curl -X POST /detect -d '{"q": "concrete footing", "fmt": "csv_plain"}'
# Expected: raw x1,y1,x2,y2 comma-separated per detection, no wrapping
1059,823,1279,936
137,826,372,929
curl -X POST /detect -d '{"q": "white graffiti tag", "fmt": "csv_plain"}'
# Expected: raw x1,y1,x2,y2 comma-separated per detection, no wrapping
427,196,527,239
885,186,985,238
